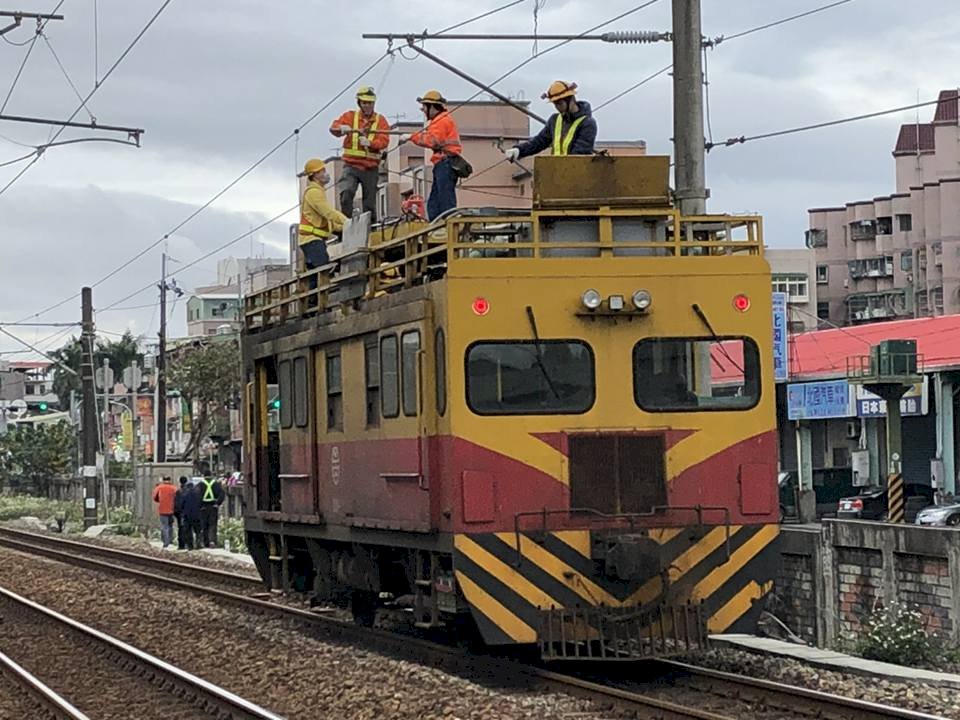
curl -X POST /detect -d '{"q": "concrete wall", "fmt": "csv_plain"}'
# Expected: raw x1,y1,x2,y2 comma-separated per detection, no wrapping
775,522,960,646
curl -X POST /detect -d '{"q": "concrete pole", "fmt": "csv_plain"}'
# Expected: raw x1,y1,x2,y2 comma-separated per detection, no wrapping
795,421,816,523
80,288,98,528
156,251,167,462
937,374,956,496
671,0,707,215
884,393,905,522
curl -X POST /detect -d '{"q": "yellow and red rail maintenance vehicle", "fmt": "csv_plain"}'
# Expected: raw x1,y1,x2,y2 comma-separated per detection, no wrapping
241,156,779,660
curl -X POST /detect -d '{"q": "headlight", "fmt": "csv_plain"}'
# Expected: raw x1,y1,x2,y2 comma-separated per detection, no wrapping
581,289,602,310
632,289,652,311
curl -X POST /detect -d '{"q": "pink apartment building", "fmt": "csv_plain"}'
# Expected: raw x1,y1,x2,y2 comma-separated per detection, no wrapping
808,90,960,326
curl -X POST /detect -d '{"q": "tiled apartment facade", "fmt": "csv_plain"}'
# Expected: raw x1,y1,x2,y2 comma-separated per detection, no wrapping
808,90,960,326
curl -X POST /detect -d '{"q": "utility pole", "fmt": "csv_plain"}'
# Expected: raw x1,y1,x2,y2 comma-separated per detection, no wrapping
81,288,98,528
156,252,167,462
671,0,707,215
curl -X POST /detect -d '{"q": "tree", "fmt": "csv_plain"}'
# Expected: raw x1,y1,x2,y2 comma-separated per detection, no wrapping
166,339,240,461
0,421,77,495
50,331,145,408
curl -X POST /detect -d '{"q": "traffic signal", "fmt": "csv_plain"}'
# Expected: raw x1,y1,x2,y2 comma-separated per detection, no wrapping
38,402,48,412
270,398,280,410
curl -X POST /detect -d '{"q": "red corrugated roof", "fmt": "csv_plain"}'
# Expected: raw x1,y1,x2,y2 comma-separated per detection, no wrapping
933,89,959,125
787,315,960,380
893,123,935,155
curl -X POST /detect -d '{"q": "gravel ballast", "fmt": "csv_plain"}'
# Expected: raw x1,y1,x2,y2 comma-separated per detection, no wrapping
685,647,960,719
0,547,620,720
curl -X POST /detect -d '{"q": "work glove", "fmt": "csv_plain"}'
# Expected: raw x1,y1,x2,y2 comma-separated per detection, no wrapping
399,133,412,144
358,136,372,148
504,147,520,163
339,124,352,135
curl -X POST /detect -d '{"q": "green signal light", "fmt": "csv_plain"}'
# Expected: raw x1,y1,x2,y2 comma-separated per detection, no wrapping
270,398,280,410
38,402,48,412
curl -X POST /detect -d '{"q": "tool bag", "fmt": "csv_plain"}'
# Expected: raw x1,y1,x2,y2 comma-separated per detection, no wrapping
447,152,473,179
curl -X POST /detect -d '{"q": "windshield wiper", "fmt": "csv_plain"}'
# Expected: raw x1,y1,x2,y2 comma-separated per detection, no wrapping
526,305,560,399
691,303,744,374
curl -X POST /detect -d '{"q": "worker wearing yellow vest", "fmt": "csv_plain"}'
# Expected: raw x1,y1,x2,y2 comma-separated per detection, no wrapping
330,86,390,220
504,81,597,162
297,158,347,274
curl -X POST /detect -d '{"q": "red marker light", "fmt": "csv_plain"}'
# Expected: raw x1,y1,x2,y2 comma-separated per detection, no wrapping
733,294,751,312
472,297,490,316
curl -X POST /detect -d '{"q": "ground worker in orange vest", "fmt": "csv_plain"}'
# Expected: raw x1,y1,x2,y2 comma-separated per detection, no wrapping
504,80,597,162
330,86,390,221
297,158,346,275
400,90,463,221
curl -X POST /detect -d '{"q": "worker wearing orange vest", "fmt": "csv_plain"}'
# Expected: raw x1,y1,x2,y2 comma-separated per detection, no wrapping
400,90,463,221
505,81,597,162
330,86,390,221
297,159,346,273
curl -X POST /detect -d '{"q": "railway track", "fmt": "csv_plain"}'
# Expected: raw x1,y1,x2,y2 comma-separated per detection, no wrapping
0,526,948,720
0,647,90,720
0,582,284,720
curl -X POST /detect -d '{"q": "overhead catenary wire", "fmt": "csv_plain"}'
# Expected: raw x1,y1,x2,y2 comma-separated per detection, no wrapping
0,0,173,199
593,0,860,113
708,96,947,151
97,203,301,313
40,30,96,121
14,0,533,328
14,51,391,325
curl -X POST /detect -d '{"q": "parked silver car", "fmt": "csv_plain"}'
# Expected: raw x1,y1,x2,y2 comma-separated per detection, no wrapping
915,503,960,526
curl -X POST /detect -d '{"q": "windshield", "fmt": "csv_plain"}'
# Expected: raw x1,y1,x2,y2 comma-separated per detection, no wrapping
633,337,761,412
466,341,595,415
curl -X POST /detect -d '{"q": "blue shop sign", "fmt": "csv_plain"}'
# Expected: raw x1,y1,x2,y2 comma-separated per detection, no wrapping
772,292,788,382
787,380,853,420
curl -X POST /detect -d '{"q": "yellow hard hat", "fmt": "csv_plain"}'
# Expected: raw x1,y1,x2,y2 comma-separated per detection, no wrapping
300,158,326,177
416,89,447,107
356,86,377,102
542,80,578,102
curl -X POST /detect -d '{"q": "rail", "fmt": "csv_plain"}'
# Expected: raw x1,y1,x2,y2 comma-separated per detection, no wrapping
244,208,764,331
0,530,943,720
0,584,285,720
0,648,91,720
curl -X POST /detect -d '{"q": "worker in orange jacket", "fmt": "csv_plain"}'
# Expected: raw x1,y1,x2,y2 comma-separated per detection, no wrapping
330,86,390,221
152,475,178,549
401,90,462,221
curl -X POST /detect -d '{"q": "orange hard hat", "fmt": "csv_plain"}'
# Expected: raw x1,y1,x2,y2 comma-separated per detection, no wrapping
542,80,578,102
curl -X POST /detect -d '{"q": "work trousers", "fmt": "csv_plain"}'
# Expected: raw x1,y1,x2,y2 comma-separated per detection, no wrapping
183,518,202,550
159,515,175,548
427,158,457,221
175,515,187,549
200,505,219,548
339,164,379,221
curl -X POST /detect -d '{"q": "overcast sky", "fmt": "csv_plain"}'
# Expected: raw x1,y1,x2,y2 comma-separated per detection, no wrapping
2,0,959,358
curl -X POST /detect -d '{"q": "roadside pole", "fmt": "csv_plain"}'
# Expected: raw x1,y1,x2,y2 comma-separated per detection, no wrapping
80,288,98,528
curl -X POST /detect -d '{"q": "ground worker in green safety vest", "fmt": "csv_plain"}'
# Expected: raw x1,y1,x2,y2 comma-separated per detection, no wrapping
504,80,597,162
198,475,225,549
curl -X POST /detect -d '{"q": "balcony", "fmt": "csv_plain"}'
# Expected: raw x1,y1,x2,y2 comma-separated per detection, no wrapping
848,256,894,280
805,228,827,248
845,289,912,324
849,220,876,242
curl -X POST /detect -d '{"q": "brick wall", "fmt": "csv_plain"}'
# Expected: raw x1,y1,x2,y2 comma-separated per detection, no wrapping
836,547,883,635
776,522,960,646
775,553,817,641
895,554,954,635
